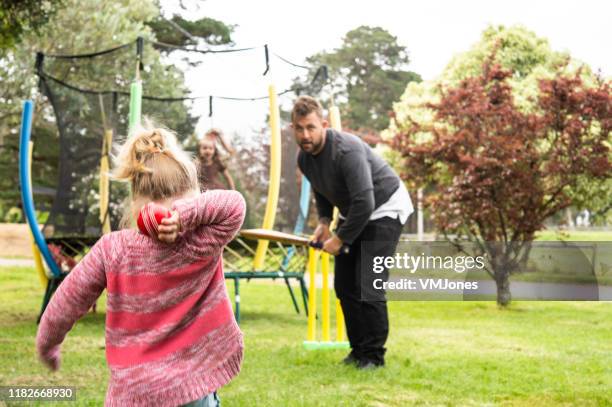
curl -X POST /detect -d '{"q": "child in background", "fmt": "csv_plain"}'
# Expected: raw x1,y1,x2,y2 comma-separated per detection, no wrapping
196,128,236,191
204,128,235,156
36,123,246,407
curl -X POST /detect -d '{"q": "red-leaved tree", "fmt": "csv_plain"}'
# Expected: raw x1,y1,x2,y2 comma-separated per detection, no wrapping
391,59,611,306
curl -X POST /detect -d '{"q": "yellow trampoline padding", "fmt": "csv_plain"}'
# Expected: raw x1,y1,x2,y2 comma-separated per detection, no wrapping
253,84,282,270
99,129,113,235
27,141,48,288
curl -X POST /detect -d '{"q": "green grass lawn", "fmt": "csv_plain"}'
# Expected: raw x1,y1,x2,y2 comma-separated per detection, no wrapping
535,230,612,241
0,266,610,406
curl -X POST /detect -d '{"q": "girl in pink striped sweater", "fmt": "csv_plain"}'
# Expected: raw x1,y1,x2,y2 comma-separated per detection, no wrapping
36,124,246,407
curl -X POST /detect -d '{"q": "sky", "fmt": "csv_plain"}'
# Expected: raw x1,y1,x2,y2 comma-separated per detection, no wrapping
162,0,611,137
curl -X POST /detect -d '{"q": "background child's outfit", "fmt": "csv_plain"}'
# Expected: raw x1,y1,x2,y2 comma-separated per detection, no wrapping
37,190,246,407
196,158,228,190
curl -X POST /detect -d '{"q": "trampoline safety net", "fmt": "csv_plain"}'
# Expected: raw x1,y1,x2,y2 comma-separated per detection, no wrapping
35,39,315,244
36,40,198,238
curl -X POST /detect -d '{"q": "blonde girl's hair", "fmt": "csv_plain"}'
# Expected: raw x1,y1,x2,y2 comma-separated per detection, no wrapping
112,120,198,225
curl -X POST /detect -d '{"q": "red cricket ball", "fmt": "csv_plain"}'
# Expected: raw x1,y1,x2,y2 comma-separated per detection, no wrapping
137,203,171,237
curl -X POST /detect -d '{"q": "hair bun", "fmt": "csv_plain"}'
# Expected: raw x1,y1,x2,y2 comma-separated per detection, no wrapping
111,119,199,229
132,129,168,158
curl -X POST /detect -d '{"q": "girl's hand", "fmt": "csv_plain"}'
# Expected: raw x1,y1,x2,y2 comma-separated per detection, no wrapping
158,211,180,244
40,349,61,371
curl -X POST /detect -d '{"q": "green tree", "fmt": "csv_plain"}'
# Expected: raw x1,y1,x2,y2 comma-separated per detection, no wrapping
0,0,232,220
294,26,420,132
0,0,65,50
391,59,611,306
147,14,233,48
386,25,610,222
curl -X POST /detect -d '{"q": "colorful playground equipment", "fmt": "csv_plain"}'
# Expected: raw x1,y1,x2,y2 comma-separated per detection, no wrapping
19,100,67,322
20,37,345,332
222,81,309,324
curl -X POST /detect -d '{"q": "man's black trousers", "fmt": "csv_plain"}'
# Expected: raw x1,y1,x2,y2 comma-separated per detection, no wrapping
334,216,403,365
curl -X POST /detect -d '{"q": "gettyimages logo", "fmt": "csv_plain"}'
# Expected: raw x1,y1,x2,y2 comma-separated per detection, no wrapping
361,241,612,301
372,252,486,291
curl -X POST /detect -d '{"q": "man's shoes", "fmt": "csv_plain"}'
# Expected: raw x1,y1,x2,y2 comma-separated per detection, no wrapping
356,359,384,370
341,352,359,366
342,351,385,369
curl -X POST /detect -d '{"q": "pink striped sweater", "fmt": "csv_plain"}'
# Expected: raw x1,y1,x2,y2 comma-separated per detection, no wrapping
36,190,246,407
